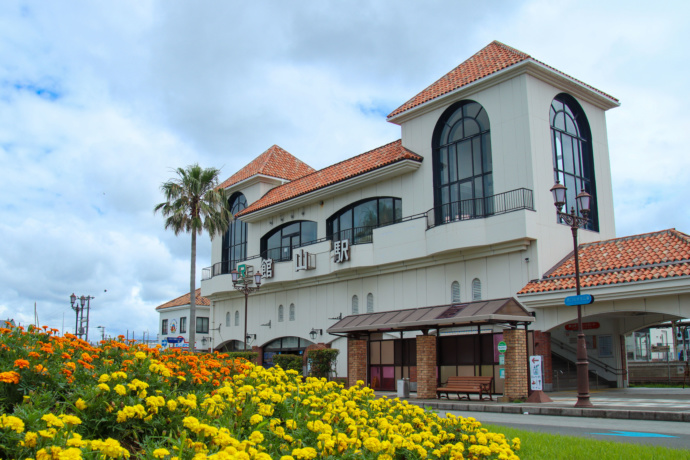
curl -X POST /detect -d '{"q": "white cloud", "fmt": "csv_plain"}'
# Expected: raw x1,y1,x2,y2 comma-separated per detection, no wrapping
1,0,688,336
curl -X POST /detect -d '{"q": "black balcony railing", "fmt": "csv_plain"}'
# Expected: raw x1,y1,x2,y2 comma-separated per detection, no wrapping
426,188,534,229
202,188,534,280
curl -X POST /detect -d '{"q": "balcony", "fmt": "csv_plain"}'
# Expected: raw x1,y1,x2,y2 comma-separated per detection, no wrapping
202,188,534,281
426,188,534,229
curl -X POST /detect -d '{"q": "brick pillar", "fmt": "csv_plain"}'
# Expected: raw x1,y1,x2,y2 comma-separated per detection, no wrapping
348,338,367,388
252,346,263,366
504,329,528,401
534,331,553,391
416,335,437,399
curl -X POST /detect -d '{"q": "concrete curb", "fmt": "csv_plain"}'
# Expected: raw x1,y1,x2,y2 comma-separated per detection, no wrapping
407,400,690,423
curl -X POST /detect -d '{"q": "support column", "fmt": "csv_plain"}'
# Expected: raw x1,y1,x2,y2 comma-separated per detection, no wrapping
348,337,367,388
504,328,528,401
416,334,437,399
534,331,553,391
252,346,263,366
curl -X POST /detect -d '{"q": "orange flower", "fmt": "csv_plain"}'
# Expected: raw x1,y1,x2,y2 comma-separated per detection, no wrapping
61,353,72,360
28,352,40,358
0,371,20,384
33,364,49,375
13,359,30,369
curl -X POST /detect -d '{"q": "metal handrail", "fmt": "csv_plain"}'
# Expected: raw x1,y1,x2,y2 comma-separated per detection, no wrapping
551,336,626,376
202,188,534,280
427,188,534,229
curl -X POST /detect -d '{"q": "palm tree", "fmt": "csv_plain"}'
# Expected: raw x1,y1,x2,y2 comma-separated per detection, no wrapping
154,164,232,353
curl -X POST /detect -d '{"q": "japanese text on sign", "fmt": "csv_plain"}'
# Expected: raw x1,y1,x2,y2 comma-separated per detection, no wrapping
333,239,350,263
530,355,543,391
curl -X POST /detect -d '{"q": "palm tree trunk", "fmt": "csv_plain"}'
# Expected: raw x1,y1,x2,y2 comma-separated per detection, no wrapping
189,230,197,353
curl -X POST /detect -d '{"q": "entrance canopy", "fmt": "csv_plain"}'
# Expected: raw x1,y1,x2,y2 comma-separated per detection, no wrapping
327,297,534,335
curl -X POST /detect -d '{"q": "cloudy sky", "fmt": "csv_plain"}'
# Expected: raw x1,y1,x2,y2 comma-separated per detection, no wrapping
1,1,688,339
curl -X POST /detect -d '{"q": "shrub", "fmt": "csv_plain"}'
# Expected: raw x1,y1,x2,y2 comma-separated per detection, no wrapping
307,348,339,379
225,351,258,362
272,354,302,374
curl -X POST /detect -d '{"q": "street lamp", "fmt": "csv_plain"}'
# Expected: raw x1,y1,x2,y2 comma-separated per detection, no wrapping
309,328,323,340
97,325,105,342
231,269,262,350
69,294,94,341
550,181,593,408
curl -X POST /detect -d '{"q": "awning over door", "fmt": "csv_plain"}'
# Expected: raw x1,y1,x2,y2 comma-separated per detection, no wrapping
327,297,534,335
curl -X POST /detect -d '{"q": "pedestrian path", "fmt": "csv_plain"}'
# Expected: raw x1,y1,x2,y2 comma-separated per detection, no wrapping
376,387,690,422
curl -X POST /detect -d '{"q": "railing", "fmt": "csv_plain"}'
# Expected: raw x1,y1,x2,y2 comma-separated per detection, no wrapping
426,188,534,229
202,188,533,280
551,336,626,378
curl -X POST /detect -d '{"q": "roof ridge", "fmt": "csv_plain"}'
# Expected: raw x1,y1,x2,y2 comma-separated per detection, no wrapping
579,228,677,249
491,40,531,59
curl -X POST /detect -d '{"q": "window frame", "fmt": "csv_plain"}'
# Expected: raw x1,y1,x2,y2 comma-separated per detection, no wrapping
196,317,209,334
289,303,295,321
431,100,493,225
221,193,248,272
326,197,402,245
278,305,284,322
260,220,318,262
161,319,168,336
180,316,187,334
352,295,359,315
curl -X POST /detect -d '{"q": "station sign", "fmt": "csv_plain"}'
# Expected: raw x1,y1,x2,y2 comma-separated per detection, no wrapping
564,294,594,306
564,322,600,331
530,355,543,391
497,341,507,354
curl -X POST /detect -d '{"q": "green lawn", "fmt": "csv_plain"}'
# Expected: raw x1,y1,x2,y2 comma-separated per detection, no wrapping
482,424,690,460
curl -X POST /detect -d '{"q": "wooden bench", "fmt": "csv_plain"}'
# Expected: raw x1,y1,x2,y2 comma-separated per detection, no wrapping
436,376,494,401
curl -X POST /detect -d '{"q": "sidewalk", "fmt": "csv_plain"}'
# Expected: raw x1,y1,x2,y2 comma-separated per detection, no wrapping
376,387,690,423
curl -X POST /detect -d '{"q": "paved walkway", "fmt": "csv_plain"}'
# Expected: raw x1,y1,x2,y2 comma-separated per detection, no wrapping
376,387,690,422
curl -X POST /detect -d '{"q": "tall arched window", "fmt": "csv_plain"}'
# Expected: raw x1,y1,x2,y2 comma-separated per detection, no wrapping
234,310,239,326
226,312,231,327
551,93,597,231
432,101,493,224
366,293,374,313
289,304,295,321
222,193,248,271
472,278,482,301
352,295,359,315
451,281,460,303
278,305,284,322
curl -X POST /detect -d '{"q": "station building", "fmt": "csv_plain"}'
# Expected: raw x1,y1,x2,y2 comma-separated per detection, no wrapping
157,41,690,399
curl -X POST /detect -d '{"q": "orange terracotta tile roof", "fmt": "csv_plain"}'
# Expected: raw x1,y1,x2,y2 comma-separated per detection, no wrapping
519,229,690,294
236,140,422,217
156,289,210,311
218,145,316,190
388,40,618,119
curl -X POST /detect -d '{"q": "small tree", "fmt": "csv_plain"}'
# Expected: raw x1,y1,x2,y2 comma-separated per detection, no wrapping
273,354,303,374
307,348,339,379
154,165,232,353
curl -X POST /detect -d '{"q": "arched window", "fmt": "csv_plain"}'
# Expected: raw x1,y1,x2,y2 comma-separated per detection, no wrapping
472,278,482,301
234,310,239,326
366,293,374,313
261,221,318,262
225,312,231,327
289,303,295,321
451,281,460,303
551,94,597,230
327,197,402,244
432,101,493,224
222,193,248,272
352,295,359,315
278,305,284,322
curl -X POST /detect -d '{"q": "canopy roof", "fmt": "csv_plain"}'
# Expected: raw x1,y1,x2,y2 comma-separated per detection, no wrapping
327,297,533,335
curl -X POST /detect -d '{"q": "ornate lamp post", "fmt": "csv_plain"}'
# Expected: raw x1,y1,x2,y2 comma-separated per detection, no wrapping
550,181,593,408
230,270,262,351
69,294,94,341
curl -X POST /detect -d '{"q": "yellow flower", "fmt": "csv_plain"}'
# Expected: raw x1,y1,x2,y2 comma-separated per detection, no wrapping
98,383,111,392
114,384,127,396
0,414,25,433
98,374,111,383
22,431,38,447
249,414,263,425
153,448,171,458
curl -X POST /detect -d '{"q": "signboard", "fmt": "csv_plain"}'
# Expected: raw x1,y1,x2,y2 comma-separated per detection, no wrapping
497,341,507,354
295,249,315,271
161,339,168,347
166,336,184,344
498,354,505,365
261,258,274,279
333,240,350,263
564,294,594,306
499,368,505,379
169,319,178,334
565,322,600,331
530,355,543,391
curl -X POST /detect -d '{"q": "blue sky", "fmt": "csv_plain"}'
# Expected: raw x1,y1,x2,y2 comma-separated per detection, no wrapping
1,0,689,338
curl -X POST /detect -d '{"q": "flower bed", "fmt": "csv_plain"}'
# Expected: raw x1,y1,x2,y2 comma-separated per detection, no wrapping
0,324,520,459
